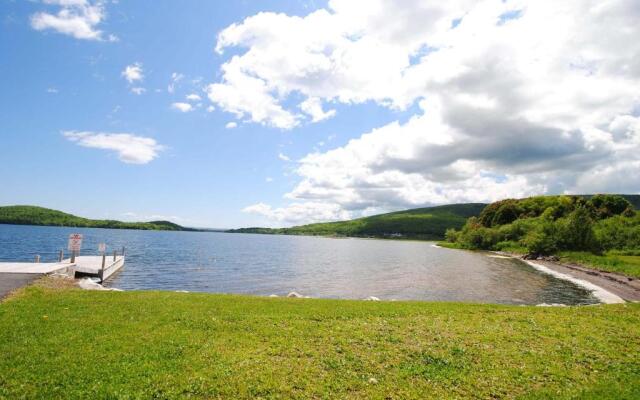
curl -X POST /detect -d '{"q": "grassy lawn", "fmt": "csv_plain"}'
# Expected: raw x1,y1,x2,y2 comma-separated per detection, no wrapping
1,282,639,399
559,252,640,279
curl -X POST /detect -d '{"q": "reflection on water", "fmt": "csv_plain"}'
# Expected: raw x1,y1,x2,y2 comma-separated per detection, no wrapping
0,225,598,305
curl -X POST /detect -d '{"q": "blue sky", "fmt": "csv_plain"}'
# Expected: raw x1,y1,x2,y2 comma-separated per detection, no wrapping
1,1,639,228
0,0,412,228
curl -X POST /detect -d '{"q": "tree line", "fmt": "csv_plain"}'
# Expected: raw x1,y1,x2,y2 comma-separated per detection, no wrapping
445,195,639,256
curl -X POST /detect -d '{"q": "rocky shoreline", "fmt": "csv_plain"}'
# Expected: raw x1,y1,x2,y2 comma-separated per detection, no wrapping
499,252,640,302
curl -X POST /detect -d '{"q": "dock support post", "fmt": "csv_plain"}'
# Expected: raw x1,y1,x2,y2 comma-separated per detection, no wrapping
100,253,106,282
122,246,125,257
58,250,63,262
113,250,117,262
35,255,40,263
70,251,76,264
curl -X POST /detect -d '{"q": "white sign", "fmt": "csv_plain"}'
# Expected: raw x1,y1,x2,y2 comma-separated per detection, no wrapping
98,243,106,253
68,234,83,252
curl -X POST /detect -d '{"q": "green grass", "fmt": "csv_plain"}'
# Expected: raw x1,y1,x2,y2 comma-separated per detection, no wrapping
229,203,487,240
437,241,529,254
1,284,639,399
559,251,640,279
0,205,195,231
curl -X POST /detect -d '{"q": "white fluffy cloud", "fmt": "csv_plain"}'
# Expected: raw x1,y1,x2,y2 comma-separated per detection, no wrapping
30,0,116,41
225,121,238,129
299,97,336,122
186,93,201,102
171,102,193,112
242,202,350,225
122,63,144,84
216,0,640,225
206,67,300,129
63,131,164,164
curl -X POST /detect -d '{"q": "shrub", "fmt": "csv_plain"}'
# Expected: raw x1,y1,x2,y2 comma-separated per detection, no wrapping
445,228,460,243
521,214,559,255
522,230,558,255
558,206,599,252
594,215,640,250
589,194,632,218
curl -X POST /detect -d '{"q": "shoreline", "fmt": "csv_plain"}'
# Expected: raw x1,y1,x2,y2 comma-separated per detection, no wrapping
495,251,640,303
523,260,624,304
436,244,640,303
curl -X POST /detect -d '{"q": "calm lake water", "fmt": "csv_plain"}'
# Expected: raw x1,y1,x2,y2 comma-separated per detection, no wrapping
0,224,598,305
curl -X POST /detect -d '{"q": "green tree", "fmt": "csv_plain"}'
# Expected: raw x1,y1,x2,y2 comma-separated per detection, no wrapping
522,208,558,255
560,206,599,251
589,194,632,219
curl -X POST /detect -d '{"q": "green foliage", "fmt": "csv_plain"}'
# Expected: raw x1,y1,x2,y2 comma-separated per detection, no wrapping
557,206,599,251
478,199,520,227
493,241,526,253
590,194,632,218
1,283,639,398
0,205,192,231
447,195,639,257
594,214,640,251
444,228,460,243
522,211,559,255
230,203,487,240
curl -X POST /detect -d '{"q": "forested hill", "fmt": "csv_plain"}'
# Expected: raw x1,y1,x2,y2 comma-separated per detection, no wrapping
228,203,488,240
444,194,640,257
0,205,195,231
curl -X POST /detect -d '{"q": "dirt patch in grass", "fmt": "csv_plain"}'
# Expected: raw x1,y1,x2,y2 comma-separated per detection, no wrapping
2,275,78,302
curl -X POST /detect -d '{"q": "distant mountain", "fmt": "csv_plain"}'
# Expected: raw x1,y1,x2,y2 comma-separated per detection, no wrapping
228,203,488,240
0,205,197,231
229,195,640,241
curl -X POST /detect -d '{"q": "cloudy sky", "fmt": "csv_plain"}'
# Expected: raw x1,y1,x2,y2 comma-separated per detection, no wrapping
1,0,639,228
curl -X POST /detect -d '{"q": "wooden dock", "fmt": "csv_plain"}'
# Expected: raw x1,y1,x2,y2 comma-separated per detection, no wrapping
72,255,125,282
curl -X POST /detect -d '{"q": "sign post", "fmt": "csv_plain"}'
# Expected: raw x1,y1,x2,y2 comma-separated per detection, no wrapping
68,234,83,263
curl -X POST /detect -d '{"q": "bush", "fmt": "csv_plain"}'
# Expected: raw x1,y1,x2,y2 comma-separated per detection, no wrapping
594,215,640,250
452,217,502,249
523,230,557,255
557,206,599,252
445,228,460,243
590,194,633,218
521,213,559,255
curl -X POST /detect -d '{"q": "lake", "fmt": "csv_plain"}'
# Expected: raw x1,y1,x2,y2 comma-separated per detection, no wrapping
0,224,598,305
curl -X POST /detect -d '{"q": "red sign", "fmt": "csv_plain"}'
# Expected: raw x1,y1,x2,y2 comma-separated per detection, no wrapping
68,234,83,252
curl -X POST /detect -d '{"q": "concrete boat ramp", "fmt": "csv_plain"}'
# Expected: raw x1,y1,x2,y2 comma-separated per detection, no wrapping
0,255,124,298
0,255,125,281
